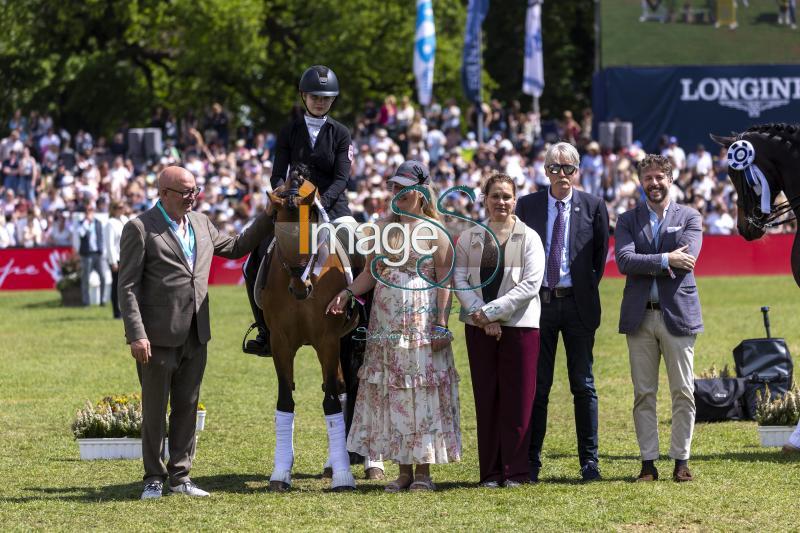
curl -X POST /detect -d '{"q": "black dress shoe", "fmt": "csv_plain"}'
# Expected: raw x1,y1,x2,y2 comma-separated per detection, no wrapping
244,330,271,357
581,460,601,482
529,464,540,483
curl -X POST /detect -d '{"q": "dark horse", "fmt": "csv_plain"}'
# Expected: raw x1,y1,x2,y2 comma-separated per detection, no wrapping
711,123,800,287
261,168,359,491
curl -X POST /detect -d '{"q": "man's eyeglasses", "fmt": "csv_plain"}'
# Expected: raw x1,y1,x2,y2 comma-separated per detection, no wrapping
546,164,578,176
165,186,202,199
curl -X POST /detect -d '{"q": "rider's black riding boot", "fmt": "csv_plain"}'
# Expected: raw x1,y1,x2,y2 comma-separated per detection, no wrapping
243,240,272,357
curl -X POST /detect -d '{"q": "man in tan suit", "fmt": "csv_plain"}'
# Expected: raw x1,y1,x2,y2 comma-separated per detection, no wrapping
119,166,273,499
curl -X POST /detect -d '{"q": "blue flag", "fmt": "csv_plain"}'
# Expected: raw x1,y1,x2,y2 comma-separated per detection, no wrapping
461,0,490,104
414,0,436,106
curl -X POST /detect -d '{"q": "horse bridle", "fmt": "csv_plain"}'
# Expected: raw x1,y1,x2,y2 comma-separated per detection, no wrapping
733,133,800,231
273,180,320,283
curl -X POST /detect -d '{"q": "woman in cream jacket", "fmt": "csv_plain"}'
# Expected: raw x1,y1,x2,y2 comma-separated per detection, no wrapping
454,172,544,487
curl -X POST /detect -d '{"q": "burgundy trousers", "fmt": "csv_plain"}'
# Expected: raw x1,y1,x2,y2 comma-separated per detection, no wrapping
465,324,540,483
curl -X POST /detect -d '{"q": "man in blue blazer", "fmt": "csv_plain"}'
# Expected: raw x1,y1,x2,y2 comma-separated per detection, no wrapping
615,154,703,483
516,142,609,482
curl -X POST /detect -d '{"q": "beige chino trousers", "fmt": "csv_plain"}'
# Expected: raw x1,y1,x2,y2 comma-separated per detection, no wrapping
626,309,696,461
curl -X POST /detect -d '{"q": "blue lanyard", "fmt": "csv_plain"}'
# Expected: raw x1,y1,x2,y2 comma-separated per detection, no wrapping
156,201,195,264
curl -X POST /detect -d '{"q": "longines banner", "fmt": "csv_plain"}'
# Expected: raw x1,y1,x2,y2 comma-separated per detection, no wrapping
0,237,794,290
592,64,800,152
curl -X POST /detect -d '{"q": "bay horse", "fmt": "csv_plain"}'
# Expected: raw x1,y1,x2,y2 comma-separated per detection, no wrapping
711,123,800,287
261,167,359,491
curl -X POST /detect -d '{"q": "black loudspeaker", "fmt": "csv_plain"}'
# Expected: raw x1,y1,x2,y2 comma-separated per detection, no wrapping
734,338,793,419
142,128,163,160
127,128,162,162
127,129,144,161
598,121,633,150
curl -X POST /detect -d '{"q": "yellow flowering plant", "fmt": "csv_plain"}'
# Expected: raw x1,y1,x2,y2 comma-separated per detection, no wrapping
71,394,143,438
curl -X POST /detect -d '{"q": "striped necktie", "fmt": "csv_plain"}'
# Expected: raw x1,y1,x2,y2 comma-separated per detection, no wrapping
546,200,565,288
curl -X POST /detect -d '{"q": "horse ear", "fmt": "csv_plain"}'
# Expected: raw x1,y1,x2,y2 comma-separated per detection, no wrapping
267,192,283,207
710,133,736,148
298,191,316,206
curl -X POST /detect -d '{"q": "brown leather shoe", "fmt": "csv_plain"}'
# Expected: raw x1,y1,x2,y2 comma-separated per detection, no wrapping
673,464,693,482
635,467,659,482
782,443,800,455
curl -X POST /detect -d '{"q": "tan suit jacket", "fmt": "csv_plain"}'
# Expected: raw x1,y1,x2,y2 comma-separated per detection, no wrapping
119,206,272,347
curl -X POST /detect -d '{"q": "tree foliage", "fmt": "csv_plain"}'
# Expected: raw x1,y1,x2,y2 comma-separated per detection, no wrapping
0,0,594,135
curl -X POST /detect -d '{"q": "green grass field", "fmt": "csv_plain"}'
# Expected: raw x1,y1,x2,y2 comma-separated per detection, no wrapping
1,277,799,531
602,0,800,67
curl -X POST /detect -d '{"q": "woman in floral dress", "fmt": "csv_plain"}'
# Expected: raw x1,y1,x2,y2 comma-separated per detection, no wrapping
326,160,460,492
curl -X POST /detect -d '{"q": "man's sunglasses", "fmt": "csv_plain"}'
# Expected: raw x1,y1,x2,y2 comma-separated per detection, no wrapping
165,186,202,199
546,164,578,176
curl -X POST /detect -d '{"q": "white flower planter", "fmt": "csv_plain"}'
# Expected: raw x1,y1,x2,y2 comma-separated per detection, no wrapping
196,411,206,431
77,436,197,460
77,438,142,460
757,425,795,447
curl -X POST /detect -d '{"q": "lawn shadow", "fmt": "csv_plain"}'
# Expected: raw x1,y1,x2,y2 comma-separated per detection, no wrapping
10,481,144,503
43,315,106,323
9,473,268,503
540,475,633,484
345,480,476,493
545,450,796,464
22,299,63,309
542,453,642,461
752,13,780,25
691,449,798,463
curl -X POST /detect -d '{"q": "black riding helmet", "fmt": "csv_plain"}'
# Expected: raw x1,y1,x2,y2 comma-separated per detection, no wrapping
298,65,340,97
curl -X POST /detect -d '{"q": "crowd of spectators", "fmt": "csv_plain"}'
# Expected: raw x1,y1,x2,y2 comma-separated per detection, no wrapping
0,98,791,251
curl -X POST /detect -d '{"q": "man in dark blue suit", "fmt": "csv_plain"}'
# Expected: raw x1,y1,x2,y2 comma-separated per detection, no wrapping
516,142,609,482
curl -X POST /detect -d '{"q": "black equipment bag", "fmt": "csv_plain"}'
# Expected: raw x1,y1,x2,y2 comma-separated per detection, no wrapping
733,338,793,419
693,377,748,422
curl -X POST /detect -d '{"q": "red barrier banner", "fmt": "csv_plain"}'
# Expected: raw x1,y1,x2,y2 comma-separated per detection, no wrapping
0,247,72,290
604,234,793,277
0,248,248,291
208,256,247,286
0,235,794,290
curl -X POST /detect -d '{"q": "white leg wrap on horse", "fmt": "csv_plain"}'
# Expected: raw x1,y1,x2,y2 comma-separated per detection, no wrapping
325,412,355,488
364,455,385,471
322,395,348,470
270,410,295,484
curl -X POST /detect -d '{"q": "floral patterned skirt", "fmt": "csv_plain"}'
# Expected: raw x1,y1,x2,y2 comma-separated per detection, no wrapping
346,269,462,465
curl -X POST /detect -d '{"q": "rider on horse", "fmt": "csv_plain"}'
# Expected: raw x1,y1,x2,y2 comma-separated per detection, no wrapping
243,65,356,355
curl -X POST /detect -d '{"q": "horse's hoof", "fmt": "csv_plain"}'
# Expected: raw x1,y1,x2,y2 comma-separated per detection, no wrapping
269,481,291,492
331,484,356,492
365,467,385,480
322,467,333,479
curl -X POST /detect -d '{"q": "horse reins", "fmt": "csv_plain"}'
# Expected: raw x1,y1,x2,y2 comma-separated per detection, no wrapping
747,194,800,230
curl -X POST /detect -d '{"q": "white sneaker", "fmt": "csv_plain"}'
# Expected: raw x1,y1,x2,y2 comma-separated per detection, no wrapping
169,480,210,497
141,480,163,500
